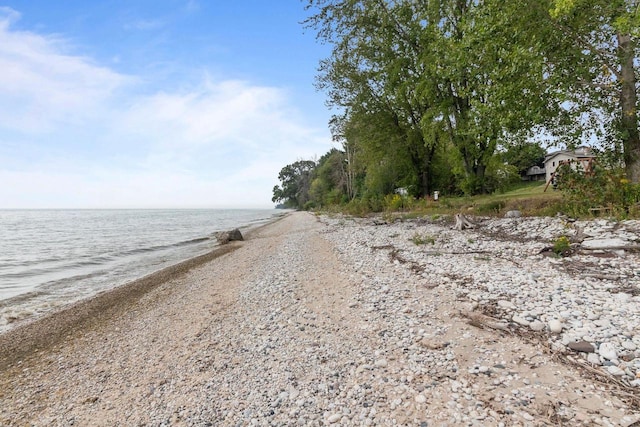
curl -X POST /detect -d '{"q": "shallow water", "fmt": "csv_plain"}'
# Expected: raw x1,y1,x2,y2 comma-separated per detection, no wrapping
0,209,283,331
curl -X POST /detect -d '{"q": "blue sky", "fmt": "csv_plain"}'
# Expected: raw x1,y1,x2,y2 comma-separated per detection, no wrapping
0,1,334,208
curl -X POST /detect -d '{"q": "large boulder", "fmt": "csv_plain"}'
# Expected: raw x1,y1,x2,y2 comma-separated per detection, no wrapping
215,228,244,244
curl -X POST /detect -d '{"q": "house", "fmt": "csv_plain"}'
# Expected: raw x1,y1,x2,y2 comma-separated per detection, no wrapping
544,146,596,184
525,165,546,181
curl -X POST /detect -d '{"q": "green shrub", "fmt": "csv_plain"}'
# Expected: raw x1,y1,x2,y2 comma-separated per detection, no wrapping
384,193,405,211
555,162,640,218
553,236,571,255
410,233,436,245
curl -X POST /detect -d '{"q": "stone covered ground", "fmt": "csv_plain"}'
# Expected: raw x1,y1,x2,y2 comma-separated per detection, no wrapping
0,211,639,426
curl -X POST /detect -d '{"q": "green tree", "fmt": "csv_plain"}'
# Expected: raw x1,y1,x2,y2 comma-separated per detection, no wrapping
307,0,442,197
309,148,349,206
272,160,317,209
306,0,562,195
502,142,547,175
548,0,640,181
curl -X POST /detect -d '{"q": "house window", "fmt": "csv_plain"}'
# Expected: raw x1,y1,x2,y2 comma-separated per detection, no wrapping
552,161,555,167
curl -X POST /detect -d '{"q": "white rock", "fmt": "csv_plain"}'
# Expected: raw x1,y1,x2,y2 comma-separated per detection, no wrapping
622,341,637,351
599,342,618,361
415,394,427,404
374,359,388,368
512,315,530,326
587,353,601,365
521,412,535,421
529,321,545,332
616,293,632,303
607,365,625,376
582,238,629,249
327,413,342,424
549,319,563,333
498,300,516,310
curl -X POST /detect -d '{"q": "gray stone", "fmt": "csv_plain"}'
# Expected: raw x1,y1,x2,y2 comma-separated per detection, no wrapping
568,340,595,353
505,210,522,218
215,228,244,244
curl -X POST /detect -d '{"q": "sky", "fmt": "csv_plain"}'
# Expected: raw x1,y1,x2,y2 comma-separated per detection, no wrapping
0,1,335,208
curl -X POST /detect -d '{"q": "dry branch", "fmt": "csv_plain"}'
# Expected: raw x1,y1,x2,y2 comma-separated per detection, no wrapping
459,310,510,332
454,214,476,231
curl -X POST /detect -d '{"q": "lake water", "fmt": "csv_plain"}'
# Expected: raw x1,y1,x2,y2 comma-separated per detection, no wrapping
0,209,284,332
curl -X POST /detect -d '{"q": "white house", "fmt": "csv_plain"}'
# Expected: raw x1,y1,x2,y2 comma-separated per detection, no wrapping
544,146,596,184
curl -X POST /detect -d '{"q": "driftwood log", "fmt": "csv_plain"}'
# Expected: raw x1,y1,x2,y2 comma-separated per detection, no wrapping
453,214,476,231
460,310,510,332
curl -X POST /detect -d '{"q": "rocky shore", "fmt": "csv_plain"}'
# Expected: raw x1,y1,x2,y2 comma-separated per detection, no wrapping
0,211,639,426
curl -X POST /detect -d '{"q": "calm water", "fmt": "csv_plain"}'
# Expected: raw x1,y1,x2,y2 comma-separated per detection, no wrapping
0,209,284,332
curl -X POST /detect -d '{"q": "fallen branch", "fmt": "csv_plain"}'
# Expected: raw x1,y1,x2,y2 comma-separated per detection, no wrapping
459,310,510,332
453,214,476,231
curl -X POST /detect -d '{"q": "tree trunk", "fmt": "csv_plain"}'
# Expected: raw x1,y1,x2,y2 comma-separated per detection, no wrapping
475,163,486,193
617,33,640,183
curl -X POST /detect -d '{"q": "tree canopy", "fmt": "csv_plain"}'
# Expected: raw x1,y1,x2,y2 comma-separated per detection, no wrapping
273,0,639,210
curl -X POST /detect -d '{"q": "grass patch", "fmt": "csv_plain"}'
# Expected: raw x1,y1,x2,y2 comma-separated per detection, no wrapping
315,182,595,219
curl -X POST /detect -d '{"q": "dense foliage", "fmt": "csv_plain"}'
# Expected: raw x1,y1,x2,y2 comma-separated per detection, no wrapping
273,0,639,212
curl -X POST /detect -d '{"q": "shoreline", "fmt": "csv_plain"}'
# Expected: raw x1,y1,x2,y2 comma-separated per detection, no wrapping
0,211,290,371
0,208,288,330
0,242,240,371
1,211,638,426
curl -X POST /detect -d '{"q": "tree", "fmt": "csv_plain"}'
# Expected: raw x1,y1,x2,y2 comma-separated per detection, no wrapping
309,148,349,206
548,0,640,181
306,0,563,195
307,0,442,197
502,142,547,175
272,160,317,209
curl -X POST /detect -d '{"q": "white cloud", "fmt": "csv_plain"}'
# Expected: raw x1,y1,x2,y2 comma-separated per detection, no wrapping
0,9,132,133
0,11,332,208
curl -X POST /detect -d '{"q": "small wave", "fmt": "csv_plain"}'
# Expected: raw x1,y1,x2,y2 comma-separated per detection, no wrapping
0,255,67,269
0,268,59,280
116,236,210,257
0,257,113,280
41,270,105,291
175,236,210,246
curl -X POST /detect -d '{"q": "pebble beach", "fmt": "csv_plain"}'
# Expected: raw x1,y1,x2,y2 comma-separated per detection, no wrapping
1,211,639,426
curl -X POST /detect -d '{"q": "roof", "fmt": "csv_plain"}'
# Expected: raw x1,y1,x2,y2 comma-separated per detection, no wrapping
526,165,546,176
544,146,596,164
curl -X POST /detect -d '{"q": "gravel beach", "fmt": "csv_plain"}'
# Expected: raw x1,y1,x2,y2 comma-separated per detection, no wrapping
1,211,639,426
